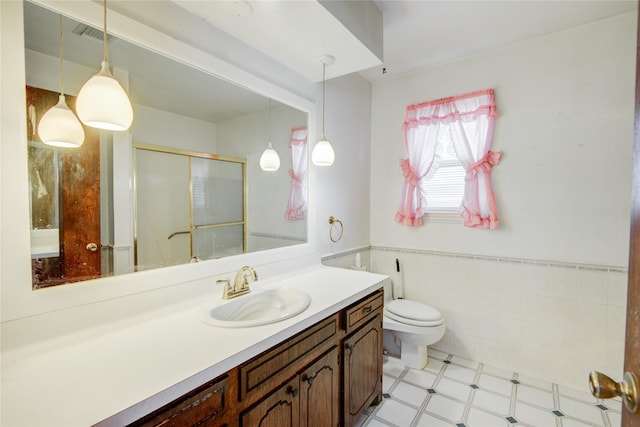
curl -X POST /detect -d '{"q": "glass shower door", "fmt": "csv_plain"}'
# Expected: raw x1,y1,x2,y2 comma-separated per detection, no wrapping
135,149,190,270
191,157,245,260
134,144,246,271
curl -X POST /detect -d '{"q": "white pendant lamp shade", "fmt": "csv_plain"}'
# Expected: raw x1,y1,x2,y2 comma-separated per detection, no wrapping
260,142,281,171
260,99,280,171
311,139,335,166
312,55,335,167
76,61,133,131
39,15,84,148
38,94,85,148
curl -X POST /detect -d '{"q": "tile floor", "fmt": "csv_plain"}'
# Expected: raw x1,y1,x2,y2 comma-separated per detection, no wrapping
356,350,622,427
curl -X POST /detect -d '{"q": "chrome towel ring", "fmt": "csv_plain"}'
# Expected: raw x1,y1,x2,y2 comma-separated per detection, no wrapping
328,216,343,242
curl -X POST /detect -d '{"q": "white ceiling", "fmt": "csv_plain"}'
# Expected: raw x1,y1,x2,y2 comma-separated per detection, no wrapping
170,0,637,83
361,0,637,82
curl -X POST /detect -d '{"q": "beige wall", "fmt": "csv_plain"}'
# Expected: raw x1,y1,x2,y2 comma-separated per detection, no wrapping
370,12,636,267
365,12,637,389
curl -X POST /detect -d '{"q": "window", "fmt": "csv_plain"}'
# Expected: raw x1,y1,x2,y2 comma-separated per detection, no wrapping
421,127,465,212
395,89,501,229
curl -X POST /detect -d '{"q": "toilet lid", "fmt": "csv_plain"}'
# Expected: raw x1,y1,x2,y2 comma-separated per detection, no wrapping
385,299,444,327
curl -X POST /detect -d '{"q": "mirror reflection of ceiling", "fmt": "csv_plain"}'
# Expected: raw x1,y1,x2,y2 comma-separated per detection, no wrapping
172,0,384,82
23,1,279,124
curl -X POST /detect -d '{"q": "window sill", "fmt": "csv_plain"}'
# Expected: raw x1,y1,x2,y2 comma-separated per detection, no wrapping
424,211,463,224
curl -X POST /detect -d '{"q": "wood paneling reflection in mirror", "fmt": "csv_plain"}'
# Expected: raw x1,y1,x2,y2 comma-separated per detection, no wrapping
26,86,102,288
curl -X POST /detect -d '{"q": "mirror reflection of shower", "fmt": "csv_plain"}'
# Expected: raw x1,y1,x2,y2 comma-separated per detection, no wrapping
134,144,246,271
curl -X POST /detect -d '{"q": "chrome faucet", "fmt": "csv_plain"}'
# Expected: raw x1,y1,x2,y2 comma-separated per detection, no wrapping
219,266,258,299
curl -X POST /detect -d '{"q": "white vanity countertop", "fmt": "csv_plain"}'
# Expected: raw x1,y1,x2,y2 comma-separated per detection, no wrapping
1,265,388,427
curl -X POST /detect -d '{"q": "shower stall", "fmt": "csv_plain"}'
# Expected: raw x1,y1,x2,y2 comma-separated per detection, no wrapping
134,143,246,271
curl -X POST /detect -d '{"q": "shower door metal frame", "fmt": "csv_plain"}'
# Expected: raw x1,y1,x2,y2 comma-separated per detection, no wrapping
132,142,247,268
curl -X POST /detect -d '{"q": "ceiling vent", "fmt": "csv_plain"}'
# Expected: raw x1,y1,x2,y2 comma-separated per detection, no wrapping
72,23,114,44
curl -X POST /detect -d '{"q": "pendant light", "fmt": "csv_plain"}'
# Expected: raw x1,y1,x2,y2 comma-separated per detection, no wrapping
259,99,281,171
37,15,85,148
75,0,133,131
311,55,335,166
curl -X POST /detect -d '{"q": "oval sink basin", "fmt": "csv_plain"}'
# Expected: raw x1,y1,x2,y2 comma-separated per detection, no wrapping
198,288,311,328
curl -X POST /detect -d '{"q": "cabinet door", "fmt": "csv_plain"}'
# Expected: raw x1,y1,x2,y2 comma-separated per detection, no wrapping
299,347,340,427
130,376,231,427
239,315,339,404
343,315,383,427
241,377,300,427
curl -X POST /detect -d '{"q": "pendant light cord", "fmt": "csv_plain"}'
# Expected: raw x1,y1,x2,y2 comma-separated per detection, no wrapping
268,98,272,142
58,15,64,95
322,61,327,139
103,0,108,63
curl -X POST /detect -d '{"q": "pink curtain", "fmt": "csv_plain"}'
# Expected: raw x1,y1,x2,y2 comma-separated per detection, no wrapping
447,90,501,228
394,113,442,226
395,89,501,228
285,126,308,220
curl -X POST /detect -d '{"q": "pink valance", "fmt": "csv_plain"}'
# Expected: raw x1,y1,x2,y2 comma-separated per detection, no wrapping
404,89,498,129
289,126,308,146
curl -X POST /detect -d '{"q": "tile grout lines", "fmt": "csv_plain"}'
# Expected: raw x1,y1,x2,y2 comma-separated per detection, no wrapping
371,366,408,426
509,372,520,426
410,354,450,427
365,352,622,427
458,361,483,426
553,384,562,427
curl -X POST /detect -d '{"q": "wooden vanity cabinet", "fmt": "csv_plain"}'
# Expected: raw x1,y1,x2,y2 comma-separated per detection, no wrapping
299,347,341,427
240,376,300,427
238,314,339,405
240,347,341,427
130,375,233,427
238,289,383,427
343,290,383,335
342,290,384,427
342,315,383,427
126,288,382,427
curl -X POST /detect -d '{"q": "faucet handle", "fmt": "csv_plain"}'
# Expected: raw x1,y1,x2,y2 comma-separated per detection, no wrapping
217,278,233,299
238,276,251,291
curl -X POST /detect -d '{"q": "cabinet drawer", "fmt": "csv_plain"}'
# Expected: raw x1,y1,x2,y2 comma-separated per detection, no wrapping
344,289,383,334
239,313,339,403
131,375,229,427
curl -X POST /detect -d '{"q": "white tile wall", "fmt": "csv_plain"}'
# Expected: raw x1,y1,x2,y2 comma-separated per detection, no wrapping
321,247,371,271
323,247,628,391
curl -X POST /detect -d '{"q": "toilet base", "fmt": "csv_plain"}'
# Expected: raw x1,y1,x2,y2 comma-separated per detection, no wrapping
383,327,442,370
400,341,429,369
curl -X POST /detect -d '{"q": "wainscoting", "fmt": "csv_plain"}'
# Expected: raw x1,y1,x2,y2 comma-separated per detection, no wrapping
322,247,627,391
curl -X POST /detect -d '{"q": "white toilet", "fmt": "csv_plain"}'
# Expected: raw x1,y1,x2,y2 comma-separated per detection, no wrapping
382,281,446,369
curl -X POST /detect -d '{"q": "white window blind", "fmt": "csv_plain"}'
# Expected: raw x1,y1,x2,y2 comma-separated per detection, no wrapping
421,131,465,212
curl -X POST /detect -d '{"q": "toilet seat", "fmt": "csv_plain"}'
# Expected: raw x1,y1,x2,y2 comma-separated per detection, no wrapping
384,299,444,327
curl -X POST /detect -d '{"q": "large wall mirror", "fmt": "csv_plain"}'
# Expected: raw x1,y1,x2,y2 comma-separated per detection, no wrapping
24,1,309,289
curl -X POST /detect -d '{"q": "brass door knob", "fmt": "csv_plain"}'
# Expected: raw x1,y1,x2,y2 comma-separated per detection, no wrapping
589,370,639,413
86,243,98,252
